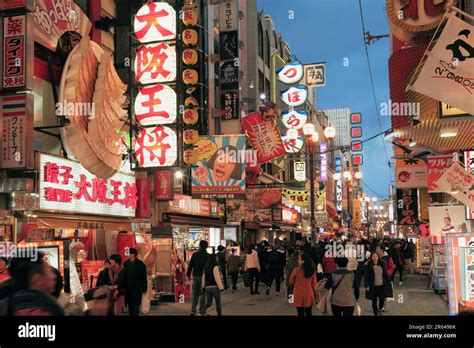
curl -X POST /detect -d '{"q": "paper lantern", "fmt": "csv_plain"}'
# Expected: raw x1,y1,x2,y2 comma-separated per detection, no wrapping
134,126,177,168
182,7,198,26
183,129,199,145
183,69,198,85
182,29,198,46
183,149,198,164
134,43,177,84
182,48,198,65
183,108,199,125
185,96,199,108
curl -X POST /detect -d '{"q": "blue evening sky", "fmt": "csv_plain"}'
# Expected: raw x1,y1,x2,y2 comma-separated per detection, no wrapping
258,0,394,198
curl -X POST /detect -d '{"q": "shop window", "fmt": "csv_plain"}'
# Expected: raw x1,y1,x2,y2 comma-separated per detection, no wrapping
258,23,263,59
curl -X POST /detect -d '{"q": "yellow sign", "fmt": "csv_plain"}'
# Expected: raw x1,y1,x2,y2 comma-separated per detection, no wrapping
283,188,309,207
316,190,326,211
194,139,218,161
353,199,361,229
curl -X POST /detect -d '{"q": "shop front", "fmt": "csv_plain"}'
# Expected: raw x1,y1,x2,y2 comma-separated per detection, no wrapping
152,194,224,301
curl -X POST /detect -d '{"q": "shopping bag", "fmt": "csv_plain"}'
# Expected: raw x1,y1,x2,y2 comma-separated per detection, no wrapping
316,289,332,315
243,272,250,288
355,302,362,316
384,281,394,298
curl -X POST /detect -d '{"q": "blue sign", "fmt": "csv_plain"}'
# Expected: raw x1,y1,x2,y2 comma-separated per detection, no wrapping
335,157,342,173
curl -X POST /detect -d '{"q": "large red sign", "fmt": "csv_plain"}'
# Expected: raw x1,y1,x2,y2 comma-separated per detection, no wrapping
135,179,151,219
154,170,173,201
3,15,26,88
427,155,453,192
241,112,285,164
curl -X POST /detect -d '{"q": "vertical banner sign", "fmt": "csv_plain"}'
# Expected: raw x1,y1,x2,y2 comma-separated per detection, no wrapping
219,1,239,121
135,179,151,219
293,161,306,182
154,170,173,201
133,2,178,169
396,188,419,226
353,199,361,229
3,15,26,88
1,95,25,168
464,151,474,219
336,179,343,212
427,155,453,192
320,142,328,182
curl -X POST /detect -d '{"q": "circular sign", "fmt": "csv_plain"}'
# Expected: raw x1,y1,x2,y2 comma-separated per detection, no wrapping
386,0,457,43
183,68,198,85
182,48,198,66
183,129,199,145
281,135,304,154
185,96,199,108
182,7,198,26
183,149,198,165
276,61,304,85
281,85,308,107
183,108,199,125
182,29,198,46
281,110,307,130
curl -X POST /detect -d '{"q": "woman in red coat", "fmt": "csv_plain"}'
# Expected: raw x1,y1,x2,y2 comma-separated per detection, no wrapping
290,253,318,316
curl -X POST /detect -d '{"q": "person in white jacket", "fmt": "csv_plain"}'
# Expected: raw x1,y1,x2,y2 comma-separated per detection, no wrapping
200,254,224,316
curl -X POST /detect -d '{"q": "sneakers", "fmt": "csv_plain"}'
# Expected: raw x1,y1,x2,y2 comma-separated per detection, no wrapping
399,281,403,286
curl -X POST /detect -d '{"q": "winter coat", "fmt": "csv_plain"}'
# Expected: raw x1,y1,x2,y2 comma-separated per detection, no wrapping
364,260,390,298
227,254,241,274
290,267,317,308
389,248,405,266
186,249,210,278
324,268,359,307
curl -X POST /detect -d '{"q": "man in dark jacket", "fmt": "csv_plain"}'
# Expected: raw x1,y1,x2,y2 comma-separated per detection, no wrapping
217,245,228,290
121,248,147,316
257,242,269,287
187,240,209,316
265,244,285,295
402,240,416,275
389,241,405,285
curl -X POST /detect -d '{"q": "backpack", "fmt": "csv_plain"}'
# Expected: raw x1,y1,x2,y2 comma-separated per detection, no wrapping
268,249,279,265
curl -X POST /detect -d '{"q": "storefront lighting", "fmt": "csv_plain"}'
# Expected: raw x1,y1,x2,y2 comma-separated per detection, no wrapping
310,132,319,144
260,93,266,101
440,127,458,138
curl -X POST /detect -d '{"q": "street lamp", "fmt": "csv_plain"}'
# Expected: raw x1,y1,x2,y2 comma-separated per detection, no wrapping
324,126,336,141
303,123,315,136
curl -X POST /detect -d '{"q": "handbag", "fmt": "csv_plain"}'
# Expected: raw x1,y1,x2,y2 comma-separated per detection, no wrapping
316,274,346,315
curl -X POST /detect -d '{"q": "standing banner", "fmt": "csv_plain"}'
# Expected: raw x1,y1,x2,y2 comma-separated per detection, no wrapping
242,112,285,164
427,155,453,192
191,135,246,199
3,14,26,88
396,188,419,225
432,161,474,211
409,12,474,114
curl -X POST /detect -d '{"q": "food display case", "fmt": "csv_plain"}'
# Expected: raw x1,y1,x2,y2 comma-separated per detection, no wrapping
416,237,431,275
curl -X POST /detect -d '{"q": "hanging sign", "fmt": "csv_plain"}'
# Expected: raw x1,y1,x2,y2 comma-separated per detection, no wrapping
320,142,328,182
134,126,178,168
294,161,306,182
219,61,239,90
220,90,239,120
135,43,177,85
277,62,304,85
154,170,173,201
281,110,307,130
282,135,304,154
304,63,326,87
336,179,343,212
283,187,309,207
134,84,177,126
133,2,176,43
464,151,474,219
427,154,454,192
396,188,419,226
281,85,308,107
219,30,238,60
3,15,26,89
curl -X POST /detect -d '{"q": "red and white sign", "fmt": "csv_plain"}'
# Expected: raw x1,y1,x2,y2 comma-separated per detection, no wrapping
134,126,177,168
241,112,285,164
1,95,26,168
282,207,299,224
0,0,26,10
281,110,307,130
277,62,304,85
427,154,453,192
39,154,137,217
154,170,173,201
351,127,362,138
281,86,308,107
135,43,177,85
135,179,151,219
350,112,362,124
169,194,214,217
134,2,176,43
3,15,26,88
135,84,177,126
281,135,304,154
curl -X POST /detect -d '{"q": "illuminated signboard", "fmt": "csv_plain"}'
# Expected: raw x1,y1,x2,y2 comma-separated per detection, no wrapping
134,84,177,126
38,154,137,217
281,85,308,107
277,62,304,85
320,142,328,182
281,110,307,130
134,126,178,168
134,2,176,43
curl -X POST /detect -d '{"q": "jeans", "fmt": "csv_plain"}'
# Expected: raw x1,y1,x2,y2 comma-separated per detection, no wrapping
266,267,282,293
296,307,312,316
372,285,385,315
230,272,238,290
191,276,206,314
200,287,222,316
220,266,228,289
247,268,260,293
392,265,404,282
331,305,354,317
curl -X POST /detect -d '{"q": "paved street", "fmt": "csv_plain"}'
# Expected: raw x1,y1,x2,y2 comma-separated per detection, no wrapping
147,274,448,316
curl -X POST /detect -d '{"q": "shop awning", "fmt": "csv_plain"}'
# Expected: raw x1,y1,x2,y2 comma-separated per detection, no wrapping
35,212,132,231
162,212,224,227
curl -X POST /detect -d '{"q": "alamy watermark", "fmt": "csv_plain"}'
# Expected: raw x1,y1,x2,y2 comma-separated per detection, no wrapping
55,100,96,120
0,244,39,261
380,99,420,119
216,148,257,167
